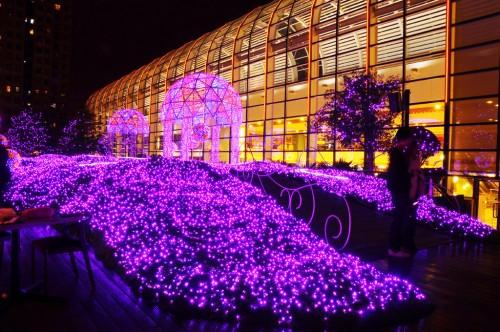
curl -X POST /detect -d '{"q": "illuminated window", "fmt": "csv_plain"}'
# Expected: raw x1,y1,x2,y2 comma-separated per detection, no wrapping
54,3,61,11
29,29,34,35
5,85,11,93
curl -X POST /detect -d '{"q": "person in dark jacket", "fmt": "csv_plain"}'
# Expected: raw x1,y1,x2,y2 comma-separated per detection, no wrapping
387,127,419,258
0,145,11,207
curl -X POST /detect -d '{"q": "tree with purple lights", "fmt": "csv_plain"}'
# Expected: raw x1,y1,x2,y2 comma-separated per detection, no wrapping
411,126,440,165
58,115,98,155
7,109,50,156
317,73,400,172
58,119,82,154
55,107,100,155
97,134,113,156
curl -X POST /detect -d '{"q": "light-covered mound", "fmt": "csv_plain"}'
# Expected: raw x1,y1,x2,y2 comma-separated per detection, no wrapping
7,155,424,325
229,162,494,239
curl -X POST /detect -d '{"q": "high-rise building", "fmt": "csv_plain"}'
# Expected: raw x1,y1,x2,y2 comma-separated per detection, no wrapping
0,0,71,128
87,0,500,227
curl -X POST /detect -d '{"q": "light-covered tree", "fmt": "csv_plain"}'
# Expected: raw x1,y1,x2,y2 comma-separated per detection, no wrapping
7,109,50,156
315,73,400,172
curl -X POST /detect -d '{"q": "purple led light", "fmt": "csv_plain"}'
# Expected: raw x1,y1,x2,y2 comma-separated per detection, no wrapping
107,109,150,136
313,74,400,155
107,109,150,157
7,109,50,156
7,155,425,326
229,162,494,239
160,73,242,164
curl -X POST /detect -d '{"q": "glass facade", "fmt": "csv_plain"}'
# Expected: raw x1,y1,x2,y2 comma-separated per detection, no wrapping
87,0,500,222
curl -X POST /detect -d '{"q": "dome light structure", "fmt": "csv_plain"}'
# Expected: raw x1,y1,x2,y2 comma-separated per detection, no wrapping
161,73,243,164
107,109,149,157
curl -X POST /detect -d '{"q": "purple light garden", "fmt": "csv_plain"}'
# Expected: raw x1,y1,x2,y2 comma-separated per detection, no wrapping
229,162,494,239
6,155,428,326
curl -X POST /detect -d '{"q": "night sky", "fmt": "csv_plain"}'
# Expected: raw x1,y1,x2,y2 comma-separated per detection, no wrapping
71,0,271,107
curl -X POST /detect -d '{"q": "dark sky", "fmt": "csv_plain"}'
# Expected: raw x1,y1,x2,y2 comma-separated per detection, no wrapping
71,0,271,107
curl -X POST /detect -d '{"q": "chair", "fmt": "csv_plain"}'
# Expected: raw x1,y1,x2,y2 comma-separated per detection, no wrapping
31,217,95,294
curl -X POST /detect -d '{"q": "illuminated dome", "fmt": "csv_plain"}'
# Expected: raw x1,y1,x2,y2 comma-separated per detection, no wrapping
160,73,243,164
107,109,149,136
107,109,149,157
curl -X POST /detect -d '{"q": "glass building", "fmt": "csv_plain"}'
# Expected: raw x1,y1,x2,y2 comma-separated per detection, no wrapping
87,0,500,228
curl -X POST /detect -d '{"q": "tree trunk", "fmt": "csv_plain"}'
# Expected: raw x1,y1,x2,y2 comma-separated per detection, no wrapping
363,78,375,173
364,148,375,173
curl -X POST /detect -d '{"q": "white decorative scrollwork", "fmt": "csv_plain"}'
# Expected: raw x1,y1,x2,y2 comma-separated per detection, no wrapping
234,167,352,250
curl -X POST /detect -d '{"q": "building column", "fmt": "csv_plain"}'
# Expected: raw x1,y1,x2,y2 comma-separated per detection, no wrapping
230,123,240,164
129,134,137,157
162,121,173,158
142,134,149,157
181,119,193,161
310,133,318,166
120,135,127,157
211,125,220,163
109,133,116,156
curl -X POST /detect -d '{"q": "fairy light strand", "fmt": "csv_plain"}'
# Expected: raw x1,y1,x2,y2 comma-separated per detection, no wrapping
6,155,425,326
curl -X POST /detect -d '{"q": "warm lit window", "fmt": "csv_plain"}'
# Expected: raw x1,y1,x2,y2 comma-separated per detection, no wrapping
29,29,34,35
54,3,61,11
5,85,11,93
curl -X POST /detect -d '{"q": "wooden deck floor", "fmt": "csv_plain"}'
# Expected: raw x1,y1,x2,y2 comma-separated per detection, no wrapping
374,240,500,332
0,226,498,331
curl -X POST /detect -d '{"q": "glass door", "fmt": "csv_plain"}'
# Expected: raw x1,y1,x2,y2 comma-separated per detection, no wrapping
477,180,499,230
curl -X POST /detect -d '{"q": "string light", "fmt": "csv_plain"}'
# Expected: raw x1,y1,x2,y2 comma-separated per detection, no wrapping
6,155,425,326
160,73,242,163
312,73,401,155
7,109,50,156
229,162,494,239
107,109,149,157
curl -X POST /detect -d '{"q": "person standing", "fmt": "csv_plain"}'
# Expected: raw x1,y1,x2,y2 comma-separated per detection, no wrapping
0,145,11,207
387,127,420,258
